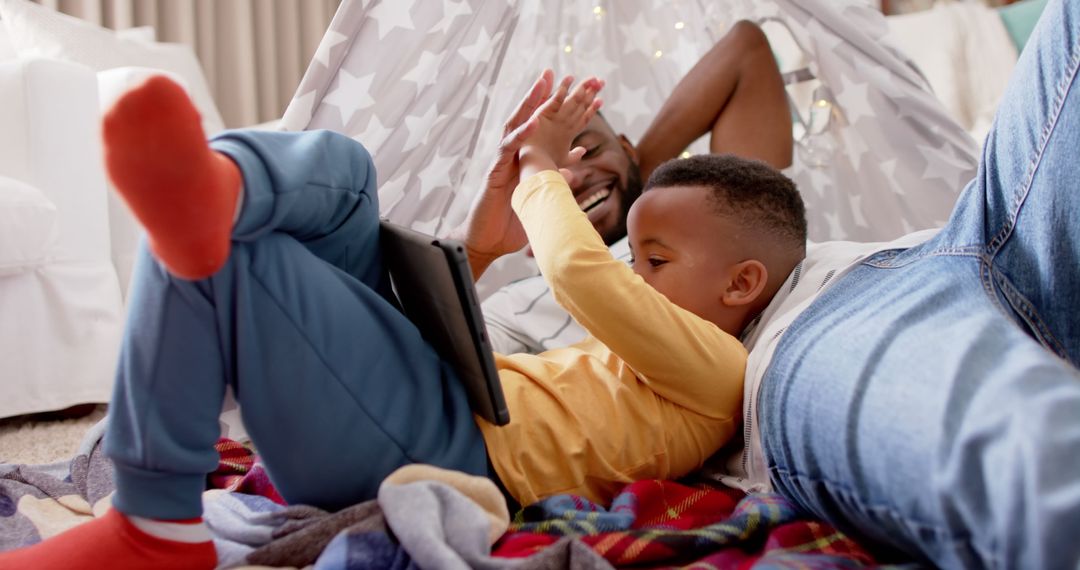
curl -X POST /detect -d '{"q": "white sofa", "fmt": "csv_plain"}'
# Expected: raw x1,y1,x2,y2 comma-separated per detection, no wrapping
0,56,126,418
0,56,251,434
0,57,253,435
0,1,216,419
0,6,253,440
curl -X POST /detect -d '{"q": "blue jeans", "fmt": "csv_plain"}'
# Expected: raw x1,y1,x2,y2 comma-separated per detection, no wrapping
760,1,1080,568
104,130,487,520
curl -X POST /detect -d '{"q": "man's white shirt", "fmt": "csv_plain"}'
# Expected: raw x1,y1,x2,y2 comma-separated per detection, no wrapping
482,237,631,354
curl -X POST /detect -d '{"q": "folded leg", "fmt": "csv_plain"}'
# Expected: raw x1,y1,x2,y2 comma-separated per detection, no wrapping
762,1,1080,565
762,257,1080,568
932,0,1080,364
107,232,486,520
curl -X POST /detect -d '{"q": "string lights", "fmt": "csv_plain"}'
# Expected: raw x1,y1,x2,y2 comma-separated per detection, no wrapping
554,0,827,166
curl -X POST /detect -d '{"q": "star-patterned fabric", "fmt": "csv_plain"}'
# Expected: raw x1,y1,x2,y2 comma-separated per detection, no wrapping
279,0,980,296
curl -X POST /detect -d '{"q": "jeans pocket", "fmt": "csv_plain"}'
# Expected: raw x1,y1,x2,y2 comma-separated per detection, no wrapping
862,247,919,268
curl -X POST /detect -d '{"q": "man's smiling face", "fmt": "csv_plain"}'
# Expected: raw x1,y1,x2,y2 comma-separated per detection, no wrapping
559,114,644,244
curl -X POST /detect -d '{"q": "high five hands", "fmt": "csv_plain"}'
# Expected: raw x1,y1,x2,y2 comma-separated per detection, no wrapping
452,71,604,279
519,75,604,182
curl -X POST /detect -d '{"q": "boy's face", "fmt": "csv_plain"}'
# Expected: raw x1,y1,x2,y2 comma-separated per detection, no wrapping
626,185,745,333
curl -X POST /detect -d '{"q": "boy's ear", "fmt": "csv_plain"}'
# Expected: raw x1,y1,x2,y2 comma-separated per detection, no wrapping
721,260,768,307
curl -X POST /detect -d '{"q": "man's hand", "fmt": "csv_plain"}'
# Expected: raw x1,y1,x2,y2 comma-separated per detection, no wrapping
449,69,553,279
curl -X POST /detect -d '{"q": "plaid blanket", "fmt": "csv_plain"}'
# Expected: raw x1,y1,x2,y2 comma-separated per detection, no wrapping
2,430,913,569
209,438,285,506
213,441,899,569
495,479,883,568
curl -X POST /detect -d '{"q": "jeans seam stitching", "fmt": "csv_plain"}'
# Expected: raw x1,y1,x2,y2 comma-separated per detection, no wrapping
978,257,1014,325
864,248,981,268
768,466,969,539
991,267,1070,359
988,37,1080,256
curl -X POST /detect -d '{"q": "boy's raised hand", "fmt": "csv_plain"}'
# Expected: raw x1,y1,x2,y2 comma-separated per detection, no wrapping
519,76,604,181
449,73,603,280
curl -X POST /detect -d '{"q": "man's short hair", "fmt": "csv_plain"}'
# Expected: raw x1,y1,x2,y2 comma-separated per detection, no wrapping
645,154,807,248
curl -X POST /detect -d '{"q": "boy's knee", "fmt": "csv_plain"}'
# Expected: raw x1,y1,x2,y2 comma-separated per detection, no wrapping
313,129,374,166
234,232,308,271
312,129,379,204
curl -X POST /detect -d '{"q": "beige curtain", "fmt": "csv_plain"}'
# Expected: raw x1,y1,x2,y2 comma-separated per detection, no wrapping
36,0,340,127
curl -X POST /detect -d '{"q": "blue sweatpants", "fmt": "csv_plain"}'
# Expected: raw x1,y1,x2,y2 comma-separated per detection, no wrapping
103,129,489,519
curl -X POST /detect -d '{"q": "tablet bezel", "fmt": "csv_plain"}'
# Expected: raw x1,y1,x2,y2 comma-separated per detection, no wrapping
379,221,510,426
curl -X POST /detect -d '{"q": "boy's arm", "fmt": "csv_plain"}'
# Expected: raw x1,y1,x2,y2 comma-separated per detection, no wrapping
512,77,744,419
511,172,745,420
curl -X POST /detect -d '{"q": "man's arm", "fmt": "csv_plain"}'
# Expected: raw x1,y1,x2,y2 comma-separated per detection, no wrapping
635,20,793,181
445,70,554,281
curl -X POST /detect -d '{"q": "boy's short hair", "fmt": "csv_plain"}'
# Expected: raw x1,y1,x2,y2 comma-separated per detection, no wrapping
644,154,807,249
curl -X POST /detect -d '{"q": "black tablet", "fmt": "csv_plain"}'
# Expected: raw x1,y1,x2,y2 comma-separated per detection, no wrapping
379,220,510,426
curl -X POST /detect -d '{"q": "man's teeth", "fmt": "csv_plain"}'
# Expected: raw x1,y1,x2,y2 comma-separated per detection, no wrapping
579,188,611,212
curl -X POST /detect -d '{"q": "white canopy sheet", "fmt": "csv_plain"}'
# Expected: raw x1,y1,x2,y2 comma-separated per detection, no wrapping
279,0,980,296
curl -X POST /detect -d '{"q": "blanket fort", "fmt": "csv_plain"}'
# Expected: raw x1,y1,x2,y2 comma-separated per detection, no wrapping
281,0,977,295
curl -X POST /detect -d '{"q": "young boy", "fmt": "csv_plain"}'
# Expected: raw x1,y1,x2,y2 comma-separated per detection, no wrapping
0,71,805,569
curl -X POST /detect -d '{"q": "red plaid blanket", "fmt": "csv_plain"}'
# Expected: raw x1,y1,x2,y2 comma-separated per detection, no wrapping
210,438,285,505
494,480,879,568
209,440,883,568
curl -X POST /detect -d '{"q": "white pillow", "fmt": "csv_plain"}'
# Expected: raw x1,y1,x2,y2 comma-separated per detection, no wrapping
97,66,192,114
115,25,156,44
884,6,969,130
0,0,224,136
0,175,58,275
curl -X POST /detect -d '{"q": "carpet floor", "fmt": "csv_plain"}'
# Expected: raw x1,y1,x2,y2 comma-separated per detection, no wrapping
0,405,106,465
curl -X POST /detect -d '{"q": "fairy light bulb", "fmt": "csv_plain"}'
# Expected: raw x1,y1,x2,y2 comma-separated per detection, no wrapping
798,85,837,167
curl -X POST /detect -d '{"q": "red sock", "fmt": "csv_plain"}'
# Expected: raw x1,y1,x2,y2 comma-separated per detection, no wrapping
0,508,216,570
103,75,241,280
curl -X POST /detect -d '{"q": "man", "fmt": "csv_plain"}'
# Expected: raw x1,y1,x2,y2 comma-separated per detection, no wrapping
483,20,793,354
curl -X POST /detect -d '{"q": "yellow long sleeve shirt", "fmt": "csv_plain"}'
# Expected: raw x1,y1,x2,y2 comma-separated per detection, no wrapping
477,171,747,506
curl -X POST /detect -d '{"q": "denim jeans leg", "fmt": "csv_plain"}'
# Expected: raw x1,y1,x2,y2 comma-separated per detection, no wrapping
761,256,1080,569
934,0,1080,363
760,0,1080,567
